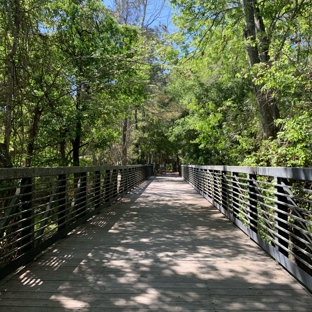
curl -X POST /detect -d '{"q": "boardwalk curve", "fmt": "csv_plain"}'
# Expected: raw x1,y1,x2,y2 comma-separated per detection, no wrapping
0,173,311,311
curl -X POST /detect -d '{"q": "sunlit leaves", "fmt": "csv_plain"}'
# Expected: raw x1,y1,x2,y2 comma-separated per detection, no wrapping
166,0,312,166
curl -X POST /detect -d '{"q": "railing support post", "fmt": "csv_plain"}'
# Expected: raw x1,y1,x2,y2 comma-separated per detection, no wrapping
248,174,258,233
212,170,216,203
232,172,239,218
94,171,101,212
104,169,111,203
21,177,34,253
275,178,289,257
119,168,124,195
58,174,67,233
79,172,87,218
112,169,118,198
221,171,228,211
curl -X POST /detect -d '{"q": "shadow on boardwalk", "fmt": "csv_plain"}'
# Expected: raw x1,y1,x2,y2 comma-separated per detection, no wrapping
0,174,311,311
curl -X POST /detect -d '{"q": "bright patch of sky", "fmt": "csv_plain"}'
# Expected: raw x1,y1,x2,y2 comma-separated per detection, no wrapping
102,0,175,33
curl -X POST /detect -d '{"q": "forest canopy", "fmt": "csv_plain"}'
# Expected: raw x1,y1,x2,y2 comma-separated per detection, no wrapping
1,0,312,168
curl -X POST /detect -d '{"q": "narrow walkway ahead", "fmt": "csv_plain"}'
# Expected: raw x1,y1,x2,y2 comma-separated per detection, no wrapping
0,174,311,311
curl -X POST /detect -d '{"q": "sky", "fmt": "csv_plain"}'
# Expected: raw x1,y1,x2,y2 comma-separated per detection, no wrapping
102,0,175,32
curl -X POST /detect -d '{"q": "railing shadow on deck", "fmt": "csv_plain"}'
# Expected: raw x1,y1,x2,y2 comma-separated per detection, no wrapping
181,165,312,293
1,173,311,311
0,165,153,280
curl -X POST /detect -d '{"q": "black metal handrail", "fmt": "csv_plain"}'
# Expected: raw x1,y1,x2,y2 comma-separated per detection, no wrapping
181,165,312,292
0,164,153,280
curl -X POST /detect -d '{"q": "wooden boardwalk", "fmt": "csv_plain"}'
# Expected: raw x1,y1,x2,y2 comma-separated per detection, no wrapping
0,174,311,311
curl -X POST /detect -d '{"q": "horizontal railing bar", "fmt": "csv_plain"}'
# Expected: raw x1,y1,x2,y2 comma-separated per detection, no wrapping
0,165,149,179
263,229,312,268
274,223,312,248
274,183,312,195
185,165,312,180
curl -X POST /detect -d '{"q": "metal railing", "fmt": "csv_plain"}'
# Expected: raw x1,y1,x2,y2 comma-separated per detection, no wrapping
0,165,153,280
181,165,312,291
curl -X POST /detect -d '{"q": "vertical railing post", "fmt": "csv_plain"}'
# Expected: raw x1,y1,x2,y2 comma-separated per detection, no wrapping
144,166,147,180
185,166,188,181
142,166,145,181
274,177,289,257
221,171,228,210
216,170,222,206
94,171,101,212
125,167,130,192
248,174,258,233
21,177,34,253
58,174,67,232
141,166,145,181
129,167,134,189
73,172,87,220
104,169,111,203
199,169,203,192
112,169,118,198
136,167,139,185
232,172,239,218
79,172,87,218
119,168,124,195
206,170,211,199
212,170,215,203
150,164,153,176
130,167,133,188
201,169,206,194
187,166,189,181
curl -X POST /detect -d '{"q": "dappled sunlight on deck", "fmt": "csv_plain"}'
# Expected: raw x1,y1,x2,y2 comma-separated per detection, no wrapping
0,173,311,311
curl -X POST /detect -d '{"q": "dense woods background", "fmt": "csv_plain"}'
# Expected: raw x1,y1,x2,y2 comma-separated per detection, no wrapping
1,0,312,168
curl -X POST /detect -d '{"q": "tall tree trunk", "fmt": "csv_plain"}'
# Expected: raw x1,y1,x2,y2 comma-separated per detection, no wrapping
72,83,82,167
72,117,81,167
134,108,138,130
121,118,128,165
25,105,42,167
0,143,12,167
3,0,21,164
241,0,280,139
60,137,67,166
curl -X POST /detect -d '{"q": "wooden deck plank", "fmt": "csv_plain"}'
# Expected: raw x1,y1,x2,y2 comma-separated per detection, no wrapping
0,173,311,311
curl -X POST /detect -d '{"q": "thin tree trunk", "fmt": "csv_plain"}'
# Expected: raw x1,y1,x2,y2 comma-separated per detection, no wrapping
134,108,138,130
122,118,128,165
72,119,81,167
25,105,42,167
60,138,67,166
72,83,82,167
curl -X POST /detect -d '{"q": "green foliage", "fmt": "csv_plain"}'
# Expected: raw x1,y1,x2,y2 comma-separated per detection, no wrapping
0,0,152,167
2,0,312,168
166,0,312,167
243,112,312,167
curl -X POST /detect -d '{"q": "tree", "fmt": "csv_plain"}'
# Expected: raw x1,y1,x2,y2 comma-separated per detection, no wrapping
40,0,147,167
108,0,169,165
165,0,312,167
170,0,311,140
240,0,280,139
0,0,154,167
0,0,26,167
